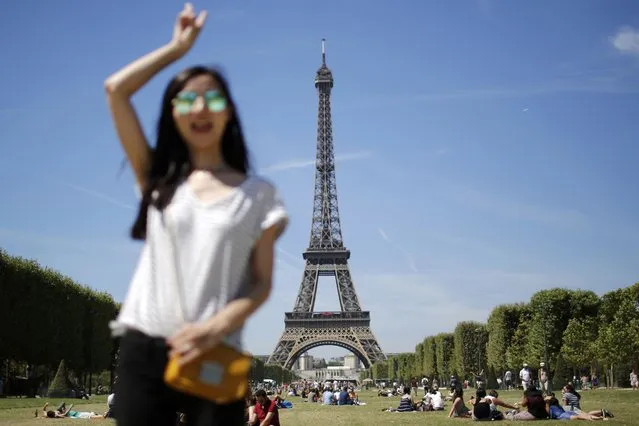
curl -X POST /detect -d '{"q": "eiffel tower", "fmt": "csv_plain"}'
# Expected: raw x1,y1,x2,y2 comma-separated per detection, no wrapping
267,40,385,369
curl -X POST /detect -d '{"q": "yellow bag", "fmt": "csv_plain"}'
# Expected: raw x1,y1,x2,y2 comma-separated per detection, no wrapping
161,211,252,403
164,343,252,404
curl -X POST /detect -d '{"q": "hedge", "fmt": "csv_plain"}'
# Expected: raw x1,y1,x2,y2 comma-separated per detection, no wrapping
0,249,119,373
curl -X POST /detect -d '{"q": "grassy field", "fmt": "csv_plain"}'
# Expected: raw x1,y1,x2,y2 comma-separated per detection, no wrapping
0,389,637,425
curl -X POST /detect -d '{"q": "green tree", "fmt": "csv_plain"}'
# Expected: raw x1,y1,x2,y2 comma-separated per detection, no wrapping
568,290,600,318
487,304,527,374
250,358,265,382
422,336,437,378
506,307,532,368
414,343,424,377
561,317,598,372
1,249,120,376
388,356,397,380
526,289,575,373
48,360,71,397
595,297,639,387
453,322,487,378
396,353,415,381
371,361,388,380
435,333,455,382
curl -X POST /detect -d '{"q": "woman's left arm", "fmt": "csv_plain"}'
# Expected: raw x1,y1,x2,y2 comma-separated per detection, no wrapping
206,224,281,336
168,225,283,363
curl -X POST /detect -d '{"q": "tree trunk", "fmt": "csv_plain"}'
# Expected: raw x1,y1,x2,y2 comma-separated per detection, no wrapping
610,364,614,389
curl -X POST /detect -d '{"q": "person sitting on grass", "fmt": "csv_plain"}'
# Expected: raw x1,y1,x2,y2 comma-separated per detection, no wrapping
396,386,416,412
423,385,445,411
448,386,471,418
381,386,417,412
337,386,353,406
348,388,360,405
506,388,548,420
253,389,280,426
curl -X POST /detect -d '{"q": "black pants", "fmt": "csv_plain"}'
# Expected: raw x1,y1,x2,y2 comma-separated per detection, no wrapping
115,330,245,426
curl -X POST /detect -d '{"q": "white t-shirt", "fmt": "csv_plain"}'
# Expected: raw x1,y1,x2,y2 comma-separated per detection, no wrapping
426,391,444,409
110,176,288,349
484,395,496,412
520,368,530,382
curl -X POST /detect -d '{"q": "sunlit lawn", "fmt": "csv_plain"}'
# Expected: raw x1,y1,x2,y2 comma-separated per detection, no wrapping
1,389,637,425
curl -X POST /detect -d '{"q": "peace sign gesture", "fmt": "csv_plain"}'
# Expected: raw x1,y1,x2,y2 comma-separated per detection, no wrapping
171,3,208,55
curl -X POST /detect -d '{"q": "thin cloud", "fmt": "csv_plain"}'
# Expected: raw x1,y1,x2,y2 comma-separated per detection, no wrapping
60,182,135,210
275,257,299,271
261,159,315,173
439,183,589,229
277,247,305,266
346,79,639,110
260,151,373,174
610,26,639,55
377,228,419,273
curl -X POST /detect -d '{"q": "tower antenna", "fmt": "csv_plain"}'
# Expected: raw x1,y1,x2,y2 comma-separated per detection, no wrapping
321,38,326,65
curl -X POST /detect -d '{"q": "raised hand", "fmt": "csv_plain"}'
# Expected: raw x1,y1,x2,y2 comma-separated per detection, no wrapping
171,3,208,55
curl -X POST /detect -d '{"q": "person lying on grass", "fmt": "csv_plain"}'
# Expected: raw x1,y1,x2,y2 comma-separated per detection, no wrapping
37,402,106,419
545,396,611,421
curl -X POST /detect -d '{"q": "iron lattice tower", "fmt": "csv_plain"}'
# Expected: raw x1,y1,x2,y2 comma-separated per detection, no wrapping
267,40,386,369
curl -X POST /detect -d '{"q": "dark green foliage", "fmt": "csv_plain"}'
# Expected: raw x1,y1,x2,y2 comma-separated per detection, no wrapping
414,343,423,377
434,333,455,381
486,367,499,389
453,322,487,379
250,358,265,382
487,304,527,373
422,336,437,378
371,361,388,380
263,363,298,384
551,354,571,390
526,289,574,371
48,360,71,397
397,353,415,381
506,306,532,369
0,249,119,373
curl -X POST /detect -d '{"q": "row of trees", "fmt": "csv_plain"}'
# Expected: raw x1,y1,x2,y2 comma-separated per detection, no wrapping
1,249,119,376
1,248,296,394
251,358,298,384
366,284,639,388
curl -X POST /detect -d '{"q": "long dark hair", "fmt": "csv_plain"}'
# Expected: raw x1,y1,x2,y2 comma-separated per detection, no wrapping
130,66,250,240
563,383,581,400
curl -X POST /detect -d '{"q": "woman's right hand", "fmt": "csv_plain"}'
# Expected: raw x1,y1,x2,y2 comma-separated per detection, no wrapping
171,3,208,55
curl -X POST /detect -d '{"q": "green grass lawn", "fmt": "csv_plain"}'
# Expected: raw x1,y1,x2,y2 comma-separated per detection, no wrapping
1,389,637,425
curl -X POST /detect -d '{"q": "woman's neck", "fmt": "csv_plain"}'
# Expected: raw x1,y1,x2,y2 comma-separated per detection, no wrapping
189,145,223,170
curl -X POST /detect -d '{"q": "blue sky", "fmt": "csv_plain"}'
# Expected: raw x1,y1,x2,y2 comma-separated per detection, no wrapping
2,0,639,361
